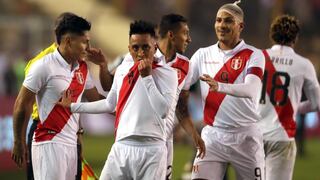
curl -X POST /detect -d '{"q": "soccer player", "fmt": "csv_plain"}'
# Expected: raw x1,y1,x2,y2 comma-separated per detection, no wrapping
257,15,320,180
11,13,111,180
156,13,205,179
120,14,206,180
177,2,266,180
23,13,113,180
58,20,178,179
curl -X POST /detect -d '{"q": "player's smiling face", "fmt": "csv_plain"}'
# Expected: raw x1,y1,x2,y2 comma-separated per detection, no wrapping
129,34,156,62
214,11,243,46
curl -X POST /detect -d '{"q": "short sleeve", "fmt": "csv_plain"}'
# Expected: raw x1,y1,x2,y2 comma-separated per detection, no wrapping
183,49,201,90
23,60,47,93
303,59,319,91
246,49,265,79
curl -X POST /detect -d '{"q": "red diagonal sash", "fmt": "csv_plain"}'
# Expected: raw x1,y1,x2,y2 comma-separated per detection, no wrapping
203,49,253,125
262,50,296,137
114,61,162,136
171,57,189,85
35,61,88,142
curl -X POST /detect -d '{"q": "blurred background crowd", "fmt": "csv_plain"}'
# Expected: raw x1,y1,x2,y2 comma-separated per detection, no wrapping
0,0,319,179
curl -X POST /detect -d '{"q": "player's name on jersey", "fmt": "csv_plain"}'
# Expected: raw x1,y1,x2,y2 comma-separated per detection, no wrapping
271,56,293,66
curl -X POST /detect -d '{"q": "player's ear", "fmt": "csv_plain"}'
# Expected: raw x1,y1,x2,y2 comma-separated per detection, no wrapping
64,34,72,47
168,31,174,39
239,22,244,32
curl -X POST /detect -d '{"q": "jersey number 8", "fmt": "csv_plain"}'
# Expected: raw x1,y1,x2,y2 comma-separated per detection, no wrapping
259,70,291,106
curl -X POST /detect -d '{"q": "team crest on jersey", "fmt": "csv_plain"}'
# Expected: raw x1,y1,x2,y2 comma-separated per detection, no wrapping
231,57,243,70
75,72,84,84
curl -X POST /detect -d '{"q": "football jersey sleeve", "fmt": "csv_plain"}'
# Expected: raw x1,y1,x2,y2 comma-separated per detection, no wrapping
303,59,319,92
217,74,262,99
23,60,47,93
217,49,264,99
298,59,320,113
141,71,178,119
71,75,118,113
246,49,265,79
183,49,201,90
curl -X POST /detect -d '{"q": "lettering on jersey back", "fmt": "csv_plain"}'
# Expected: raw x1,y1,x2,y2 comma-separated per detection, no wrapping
271,56,293,66
203,49,253,126
262,50,296,137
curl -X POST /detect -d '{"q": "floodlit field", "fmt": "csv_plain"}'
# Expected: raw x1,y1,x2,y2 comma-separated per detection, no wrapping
1,135,319,180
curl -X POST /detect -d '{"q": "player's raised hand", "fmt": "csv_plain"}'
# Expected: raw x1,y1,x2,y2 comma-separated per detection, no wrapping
200,74,218,91
57,90,72,108
193,133,206,159
138,57,152,77
11,142,26,168
86,47,108,67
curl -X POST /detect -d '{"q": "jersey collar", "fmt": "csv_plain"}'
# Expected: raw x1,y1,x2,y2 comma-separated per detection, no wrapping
154,49,166,65
271,45,295,54
54,49,79,71
216,40,246,56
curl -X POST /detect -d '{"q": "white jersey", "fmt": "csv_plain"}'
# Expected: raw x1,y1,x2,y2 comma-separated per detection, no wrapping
185,40,265,127
154,50,191,141
23,49,94,146
257,45,319,141
108,54,178,141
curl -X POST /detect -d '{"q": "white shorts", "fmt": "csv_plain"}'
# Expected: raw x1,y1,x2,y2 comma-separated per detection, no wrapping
32,142,77,180
264,140,296,180
100,140,167,180
192,125,265,180
166,140,174,180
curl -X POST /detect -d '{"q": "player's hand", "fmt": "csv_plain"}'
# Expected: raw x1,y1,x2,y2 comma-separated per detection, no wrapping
193,133,206,159
200,74,218,91
11,142,26,168
86,47,108,68
57,90,72,108
138,57,152,77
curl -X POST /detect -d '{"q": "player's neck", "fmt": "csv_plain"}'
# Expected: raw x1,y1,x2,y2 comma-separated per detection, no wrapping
158,40,176,63
58,46,77,69
219,38,241,50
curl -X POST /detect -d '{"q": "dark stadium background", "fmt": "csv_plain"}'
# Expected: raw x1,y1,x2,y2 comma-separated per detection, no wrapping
0,0,319,179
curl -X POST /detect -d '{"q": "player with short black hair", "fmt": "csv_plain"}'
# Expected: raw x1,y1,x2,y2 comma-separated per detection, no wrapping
58,19,178,180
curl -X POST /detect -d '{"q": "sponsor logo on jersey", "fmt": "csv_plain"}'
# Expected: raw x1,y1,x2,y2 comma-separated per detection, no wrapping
204,60,219,64
220,71,229,83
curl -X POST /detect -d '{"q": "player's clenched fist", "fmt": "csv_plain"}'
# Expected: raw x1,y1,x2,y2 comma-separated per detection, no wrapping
138,58,153,77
